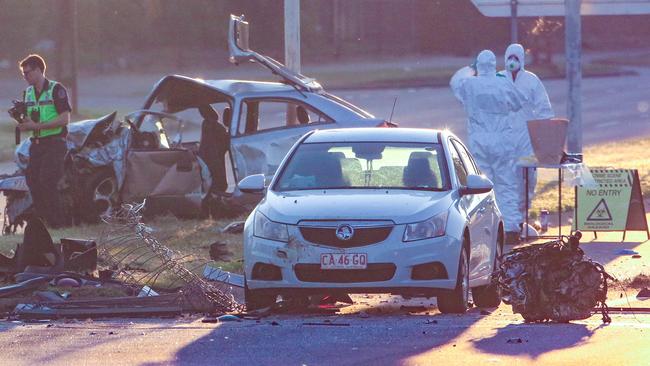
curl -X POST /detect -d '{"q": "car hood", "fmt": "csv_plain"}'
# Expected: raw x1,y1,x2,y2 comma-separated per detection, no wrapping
260,189,454,225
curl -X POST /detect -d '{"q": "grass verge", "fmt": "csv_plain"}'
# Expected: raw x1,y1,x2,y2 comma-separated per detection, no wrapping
528,136,650,219
309,62,628,90
0,214,247,279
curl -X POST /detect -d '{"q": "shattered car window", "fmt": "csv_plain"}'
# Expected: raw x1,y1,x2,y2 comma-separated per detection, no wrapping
274,142,449,191
139,114,173,149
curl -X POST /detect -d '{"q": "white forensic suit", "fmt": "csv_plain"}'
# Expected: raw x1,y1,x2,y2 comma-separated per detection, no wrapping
500,43,554,226
450,50,529,233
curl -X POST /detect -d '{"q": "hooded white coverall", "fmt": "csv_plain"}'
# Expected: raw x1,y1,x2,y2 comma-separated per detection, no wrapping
500,43,554,223
450,50,528,232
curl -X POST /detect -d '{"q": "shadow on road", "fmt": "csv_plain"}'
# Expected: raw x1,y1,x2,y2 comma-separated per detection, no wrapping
471,322,601,358
166,298,487,366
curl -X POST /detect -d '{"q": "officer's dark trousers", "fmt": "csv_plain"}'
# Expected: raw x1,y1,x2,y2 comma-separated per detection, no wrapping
25,137,69,228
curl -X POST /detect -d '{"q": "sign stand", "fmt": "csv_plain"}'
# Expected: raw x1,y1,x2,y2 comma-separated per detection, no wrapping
575,169,649,240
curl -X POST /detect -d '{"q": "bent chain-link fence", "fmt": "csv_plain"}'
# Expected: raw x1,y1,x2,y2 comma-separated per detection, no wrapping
97,201,244,313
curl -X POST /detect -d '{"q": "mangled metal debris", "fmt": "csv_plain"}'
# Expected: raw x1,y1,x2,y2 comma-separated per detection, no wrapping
496,231,613,323
15,293,187,319
202,265,244,288
97,201,244,313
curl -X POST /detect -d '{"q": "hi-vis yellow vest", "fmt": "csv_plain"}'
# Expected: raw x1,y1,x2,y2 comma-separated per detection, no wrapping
24,81,63,137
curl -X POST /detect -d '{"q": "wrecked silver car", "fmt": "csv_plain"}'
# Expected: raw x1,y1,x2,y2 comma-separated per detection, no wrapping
0,14,388,231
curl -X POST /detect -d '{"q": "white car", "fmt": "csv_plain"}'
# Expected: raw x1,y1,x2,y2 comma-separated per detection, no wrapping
240,128,504,313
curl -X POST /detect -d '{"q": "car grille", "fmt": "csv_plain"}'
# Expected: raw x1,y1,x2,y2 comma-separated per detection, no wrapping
294,263,396,283
299,226,393,248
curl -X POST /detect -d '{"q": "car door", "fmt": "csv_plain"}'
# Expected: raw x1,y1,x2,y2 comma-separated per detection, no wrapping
448,142,483,280
451,139,495,279
121,113,205,216
230,98,334,182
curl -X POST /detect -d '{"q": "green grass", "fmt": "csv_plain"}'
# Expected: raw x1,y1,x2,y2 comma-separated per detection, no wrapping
307,62,629,90
312,65,460,89
526,62,634,80
529,136,650,219
0,214,247,281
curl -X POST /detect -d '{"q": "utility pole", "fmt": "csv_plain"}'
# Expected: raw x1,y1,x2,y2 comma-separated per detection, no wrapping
510,0,518,43
565,0,582,153
284,0,300,125
57,0,78,114
284,0,301,74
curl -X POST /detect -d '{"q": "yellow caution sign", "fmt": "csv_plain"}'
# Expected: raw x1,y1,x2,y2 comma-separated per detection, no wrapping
575,169,648,238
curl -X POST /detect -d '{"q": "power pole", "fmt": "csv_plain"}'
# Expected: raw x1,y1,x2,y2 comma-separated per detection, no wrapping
284,0,301,74
510,0,518,43
57,0,78,114
565,0,582,153
284,0,300,125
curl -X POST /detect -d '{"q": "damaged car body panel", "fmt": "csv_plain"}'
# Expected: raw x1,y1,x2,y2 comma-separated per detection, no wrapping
0,15,387,229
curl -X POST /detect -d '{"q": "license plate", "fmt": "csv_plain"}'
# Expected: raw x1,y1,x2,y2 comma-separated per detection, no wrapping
320,253,367,270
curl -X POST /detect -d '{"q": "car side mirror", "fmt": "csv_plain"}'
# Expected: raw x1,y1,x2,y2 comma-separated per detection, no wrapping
459,174,493,196
238,174,265,193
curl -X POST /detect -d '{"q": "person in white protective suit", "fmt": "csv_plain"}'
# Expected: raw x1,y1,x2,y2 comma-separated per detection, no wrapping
500,43,554,237
450,50,529,243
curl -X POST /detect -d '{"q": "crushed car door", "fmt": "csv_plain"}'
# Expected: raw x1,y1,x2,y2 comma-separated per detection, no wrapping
121,114,205,215
230,98,333,182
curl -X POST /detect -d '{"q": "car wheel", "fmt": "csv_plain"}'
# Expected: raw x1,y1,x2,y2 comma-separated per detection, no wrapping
472,228,503,308
437,242,470,314
82,169,118,223
245,281,277,311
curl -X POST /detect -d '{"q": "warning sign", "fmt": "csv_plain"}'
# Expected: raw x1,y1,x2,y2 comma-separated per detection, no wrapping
576,169,648,234
586,199,613,221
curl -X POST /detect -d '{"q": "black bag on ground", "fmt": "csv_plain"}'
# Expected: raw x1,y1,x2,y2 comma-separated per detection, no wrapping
15,217,62,273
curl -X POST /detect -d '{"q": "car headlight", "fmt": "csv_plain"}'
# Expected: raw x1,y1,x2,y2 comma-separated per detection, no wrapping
254,212,289,242
403,211,448,242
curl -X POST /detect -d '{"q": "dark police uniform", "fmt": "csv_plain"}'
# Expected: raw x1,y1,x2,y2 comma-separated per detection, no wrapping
23,79,71,228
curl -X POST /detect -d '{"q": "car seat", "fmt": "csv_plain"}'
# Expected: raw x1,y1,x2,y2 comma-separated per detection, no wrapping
403,152,438,188
284,152,348,188
315,153,348,187
296,106,310,124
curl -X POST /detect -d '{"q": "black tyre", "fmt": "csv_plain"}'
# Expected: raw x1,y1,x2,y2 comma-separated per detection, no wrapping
244,281,277,311
438,243,470,314
472,228,504,308
81,168,119,223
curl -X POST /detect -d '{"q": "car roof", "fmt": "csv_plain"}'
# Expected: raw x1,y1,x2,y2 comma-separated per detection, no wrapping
203,79,297,96
304,128,448,144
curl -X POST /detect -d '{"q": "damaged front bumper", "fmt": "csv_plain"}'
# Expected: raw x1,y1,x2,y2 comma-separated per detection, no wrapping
244,224,460,296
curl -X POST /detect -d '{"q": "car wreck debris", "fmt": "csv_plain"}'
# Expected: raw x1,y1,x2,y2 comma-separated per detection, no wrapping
496,231,613,323
97,201,244,313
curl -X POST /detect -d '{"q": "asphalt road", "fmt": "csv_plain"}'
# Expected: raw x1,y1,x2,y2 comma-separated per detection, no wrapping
339,66,650,146
2,301,649,366
2,230,649,366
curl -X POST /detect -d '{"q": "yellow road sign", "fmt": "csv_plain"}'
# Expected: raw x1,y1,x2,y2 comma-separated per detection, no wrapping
576,169,633,231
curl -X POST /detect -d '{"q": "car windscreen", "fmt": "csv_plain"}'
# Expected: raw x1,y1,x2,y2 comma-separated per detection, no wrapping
274,142,450,191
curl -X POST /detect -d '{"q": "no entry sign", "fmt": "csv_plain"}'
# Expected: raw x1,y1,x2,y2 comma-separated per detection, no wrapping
575,169,649,238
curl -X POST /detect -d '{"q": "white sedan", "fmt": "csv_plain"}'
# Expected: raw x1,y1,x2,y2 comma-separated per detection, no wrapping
240,128,504,313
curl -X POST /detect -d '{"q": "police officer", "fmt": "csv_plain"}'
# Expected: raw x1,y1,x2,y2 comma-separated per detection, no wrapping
18,54,71,228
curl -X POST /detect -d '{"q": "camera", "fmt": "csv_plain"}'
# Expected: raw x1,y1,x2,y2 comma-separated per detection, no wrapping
8,100,27,123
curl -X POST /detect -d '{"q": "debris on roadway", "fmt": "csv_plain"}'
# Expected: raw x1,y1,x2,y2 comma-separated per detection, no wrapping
497,231,614,323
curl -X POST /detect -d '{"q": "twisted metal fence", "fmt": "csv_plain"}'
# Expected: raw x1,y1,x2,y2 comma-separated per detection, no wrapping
97,201,244,313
